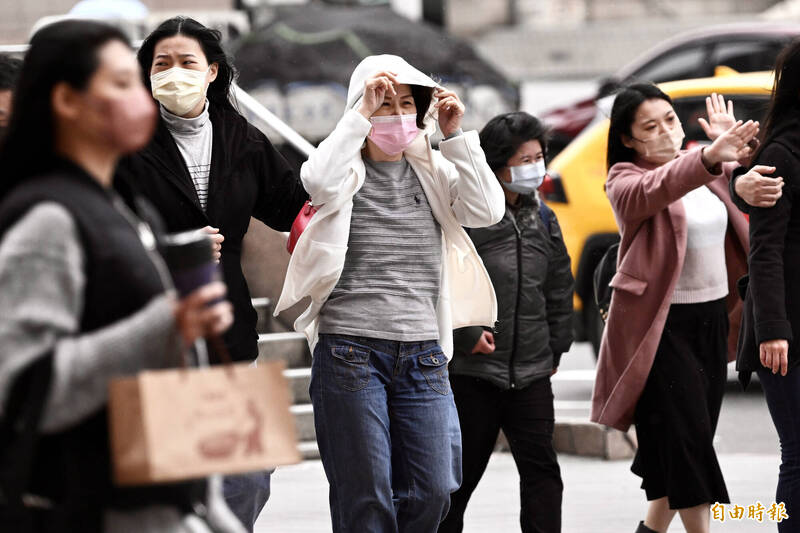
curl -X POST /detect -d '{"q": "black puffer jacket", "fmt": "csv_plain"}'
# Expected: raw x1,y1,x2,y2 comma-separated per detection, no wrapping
449,194,574,389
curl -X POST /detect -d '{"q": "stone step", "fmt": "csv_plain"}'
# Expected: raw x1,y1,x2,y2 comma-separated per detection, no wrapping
297,440,320,460
552,417,637,460
284,367,311,405
290,403,316,443
251,297,273,334
286,397,636,460
257,332,310,368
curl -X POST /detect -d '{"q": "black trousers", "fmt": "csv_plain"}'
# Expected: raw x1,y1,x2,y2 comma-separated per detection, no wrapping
439,375,562,533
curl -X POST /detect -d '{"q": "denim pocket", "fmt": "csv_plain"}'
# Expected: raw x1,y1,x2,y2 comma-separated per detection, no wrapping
330,344,370,391
418,351,449,395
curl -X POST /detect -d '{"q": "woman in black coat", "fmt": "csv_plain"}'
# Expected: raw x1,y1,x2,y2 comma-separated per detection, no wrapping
731,40,800,532
116,17,307,365
114,16,307,532
440,112,574,533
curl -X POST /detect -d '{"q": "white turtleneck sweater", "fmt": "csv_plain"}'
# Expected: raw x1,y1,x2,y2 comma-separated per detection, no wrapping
160,100,213,211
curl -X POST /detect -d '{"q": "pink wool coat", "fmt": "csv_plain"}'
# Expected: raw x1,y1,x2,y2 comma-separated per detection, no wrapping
591,148,749,431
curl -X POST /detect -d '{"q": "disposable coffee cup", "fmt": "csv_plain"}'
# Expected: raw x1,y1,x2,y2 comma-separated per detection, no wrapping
161,229,222,298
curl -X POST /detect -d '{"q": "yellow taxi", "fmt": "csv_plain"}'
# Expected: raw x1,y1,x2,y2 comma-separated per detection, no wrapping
542,70,773,353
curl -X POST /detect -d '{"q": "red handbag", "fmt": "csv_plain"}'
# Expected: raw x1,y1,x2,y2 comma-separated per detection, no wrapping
287,200,318,254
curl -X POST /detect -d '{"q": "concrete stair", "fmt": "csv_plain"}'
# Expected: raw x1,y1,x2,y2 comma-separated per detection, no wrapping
256,333,318,459
284,367,312,405
253,299,319,459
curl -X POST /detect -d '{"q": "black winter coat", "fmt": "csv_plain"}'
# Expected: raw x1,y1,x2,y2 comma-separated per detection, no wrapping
116,104,308,362
731,107,800,379
449,194,574,389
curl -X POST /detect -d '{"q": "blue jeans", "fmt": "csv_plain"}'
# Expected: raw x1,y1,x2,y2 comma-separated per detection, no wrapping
758,365,800,532
222,470,272,532
311,334,462,533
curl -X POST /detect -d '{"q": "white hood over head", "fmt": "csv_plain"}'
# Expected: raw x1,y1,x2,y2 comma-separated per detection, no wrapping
346,54,440,135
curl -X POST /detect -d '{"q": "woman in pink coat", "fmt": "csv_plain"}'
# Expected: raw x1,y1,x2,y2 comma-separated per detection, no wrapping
591,83,759,533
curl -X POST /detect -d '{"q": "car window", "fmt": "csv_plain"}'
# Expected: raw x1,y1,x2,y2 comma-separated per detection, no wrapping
633,45,711,85
710,40,785,73
672,94,768,145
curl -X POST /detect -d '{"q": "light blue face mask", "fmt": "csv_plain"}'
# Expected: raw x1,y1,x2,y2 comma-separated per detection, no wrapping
504,160,546,194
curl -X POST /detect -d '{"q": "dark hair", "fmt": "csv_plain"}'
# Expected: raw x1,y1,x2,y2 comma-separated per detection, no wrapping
753,39,800,162
138,17,237,113
606,83,673,170
410,85,433,129
0,20,129,198
0,54,23,91
478,111,550,171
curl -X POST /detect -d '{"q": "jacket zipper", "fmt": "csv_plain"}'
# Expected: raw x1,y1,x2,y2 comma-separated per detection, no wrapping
510,216,522,389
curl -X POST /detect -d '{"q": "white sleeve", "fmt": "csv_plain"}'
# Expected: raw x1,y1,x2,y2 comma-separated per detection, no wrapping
300,109,372,205
436,130,505,228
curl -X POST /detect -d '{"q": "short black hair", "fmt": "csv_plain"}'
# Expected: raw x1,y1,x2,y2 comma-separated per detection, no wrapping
0,54,23,91
606,83,672,170
479,112,550,171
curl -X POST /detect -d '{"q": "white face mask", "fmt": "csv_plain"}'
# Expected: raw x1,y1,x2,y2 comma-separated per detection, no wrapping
150,66,210,116
633,122,685,164
504,160,546,194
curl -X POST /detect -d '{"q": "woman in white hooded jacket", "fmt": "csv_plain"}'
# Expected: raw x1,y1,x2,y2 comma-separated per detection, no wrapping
274,55,504,532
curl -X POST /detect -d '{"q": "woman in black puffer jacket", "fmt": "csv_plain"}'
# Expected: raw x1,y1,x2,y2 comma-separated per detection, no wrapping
439,112,574,533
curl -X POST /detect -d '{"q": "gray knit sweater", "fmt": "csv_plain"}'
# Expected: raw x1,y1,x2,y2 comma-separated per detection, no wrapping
0,202,244,533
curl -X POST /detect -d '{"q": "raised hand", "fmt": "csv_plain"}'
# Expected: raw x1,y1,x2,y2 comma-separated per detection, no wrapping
358,71,399,119
734,165,784,207
434,87,465,138
702,120,759,166
698,92,737,142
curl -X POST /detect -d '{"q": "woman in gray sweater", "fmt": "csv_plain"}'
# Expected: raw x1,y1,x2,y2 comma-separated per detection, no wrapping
0,20,241,533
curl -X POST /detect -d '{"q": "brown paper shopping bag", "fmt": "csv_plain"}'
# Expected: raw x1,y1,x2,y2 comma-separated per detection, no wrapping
108,360,301,486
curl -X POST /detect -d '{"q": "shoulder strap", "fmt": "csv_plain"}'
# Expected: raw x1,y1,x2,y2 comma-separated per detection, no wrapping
538,201,551,233
0,354,54,523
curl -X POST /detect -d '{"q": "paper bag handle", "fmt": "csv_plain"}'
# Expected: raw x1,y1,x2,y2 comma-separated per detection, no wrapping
171,335,234,371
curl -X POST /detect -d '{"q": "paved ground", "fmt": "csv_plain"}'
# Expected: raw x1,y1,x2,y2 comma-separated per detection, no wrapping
257,453,781,532
255,342,784,532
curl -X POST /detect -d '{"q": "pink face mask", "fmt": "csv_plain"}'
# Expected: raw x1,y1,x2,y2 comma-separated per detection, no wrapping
368,114,419,155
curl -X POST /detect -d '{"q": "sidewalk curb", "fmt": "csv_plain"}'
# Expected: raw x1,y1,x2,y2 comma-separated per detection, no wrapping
496,417,638,460
554,417,637,459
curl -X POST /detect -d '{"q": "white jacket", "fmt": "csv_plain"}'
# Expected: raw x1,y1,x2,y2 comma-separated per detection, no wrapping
274,55,505,358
